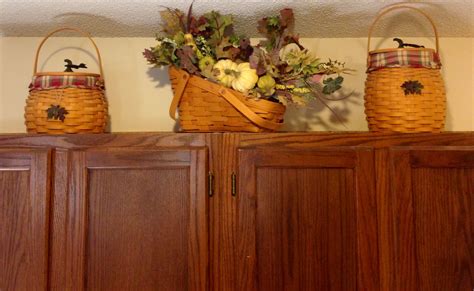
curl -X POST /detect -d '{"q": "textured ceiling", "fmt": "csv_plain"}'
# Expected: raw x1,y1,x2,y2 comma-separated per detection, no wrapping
0,0,472,37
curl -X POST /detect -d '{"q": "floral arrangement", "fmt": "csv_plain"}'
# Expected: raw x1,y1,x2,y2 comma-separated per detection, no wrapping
143,5,352,109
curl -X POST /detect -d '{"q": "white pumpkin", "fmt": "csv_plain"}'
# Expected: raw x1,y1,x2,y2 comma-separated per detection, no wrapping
213,60,238,87
231,63,258,93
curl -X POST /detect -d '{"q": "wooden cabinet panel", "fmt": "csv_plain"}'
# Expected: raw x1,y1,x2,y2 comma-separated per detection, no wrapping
55,148,208,290
0,133,472,290
0,149,51,291
389,147,474,291
236,147,378,291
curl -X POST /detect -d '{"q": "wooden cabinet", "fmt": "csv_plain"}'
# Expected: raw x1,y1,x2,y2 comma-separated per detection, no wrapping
235,147,378,290
386,147,474,291
0,148,51,291
0,133,473,291
212,133,474,291
51,148,209,290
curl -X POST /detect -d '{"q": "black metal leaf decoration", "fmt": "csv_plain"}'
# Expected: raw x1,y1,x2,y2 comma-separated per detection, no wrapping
401,80,424,96
46,105,69,122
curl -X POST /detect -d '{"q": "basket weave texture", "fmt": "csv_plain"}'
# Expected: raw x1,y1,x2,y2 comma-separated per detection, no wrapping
25,27,108,134
26,87,108,134
169,66,285,132
364,5,446,133
365,68,445,132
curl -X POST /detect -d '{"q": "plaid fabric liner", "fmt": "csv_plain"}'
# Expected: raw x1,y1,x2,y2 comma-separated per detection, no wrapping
367,49,441,72
29,75,105,91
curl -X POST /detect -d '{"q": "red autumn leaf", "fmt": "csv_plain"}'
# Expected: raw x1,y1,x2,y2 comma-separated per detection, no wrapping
257,18,269,34
280,8,294,30
176,46,198,74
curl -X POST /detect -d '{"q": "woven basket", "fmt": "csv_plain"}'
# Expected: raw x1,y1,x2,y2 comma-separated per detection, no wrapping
25,27,108,134
364,5,446,133
168,66,285,132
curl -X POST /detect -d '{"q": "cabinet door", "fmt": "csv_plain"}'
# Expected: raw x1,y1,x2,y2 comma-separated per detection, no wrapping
236,147,378,291
0,148,51,291
389,147,474,291
55,148,208,291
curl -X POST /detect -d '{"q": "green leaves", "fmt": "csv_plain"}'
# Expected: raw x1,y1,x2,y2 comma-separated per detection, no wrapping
195,36,213,57
216,37,253,61
143,37,178,66
257,8,300,51
267,16,280,28
203,11,234,47
145,5,353,118
46,105,69,122
215,36,233,59
159,7,185,36
283,48,321,76
322,76,344,95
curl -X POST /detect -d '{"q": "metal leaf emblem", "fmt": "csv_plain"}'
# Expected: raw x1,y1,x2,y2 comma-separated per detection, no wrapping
46,105,69,122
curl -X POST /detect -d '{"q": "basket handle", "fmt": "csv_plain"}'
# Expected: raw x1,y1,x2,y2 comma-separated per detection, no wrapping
218,88,282,131
33,27,104,76
169,69,190,120
367,5,440,55
169,68,282,131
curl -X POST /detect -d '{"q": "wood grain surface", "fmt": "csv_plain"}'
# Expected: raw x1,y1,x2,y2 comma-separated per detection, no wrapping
390,147,474,291
0,133,473,290
0,132,472,150
0,148,51,291
50,146,208,290
236,147,378,290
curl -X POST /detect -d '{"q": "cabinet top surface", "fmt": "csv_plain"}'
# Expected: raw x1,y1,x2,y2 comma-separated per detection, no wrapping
0,132,472,149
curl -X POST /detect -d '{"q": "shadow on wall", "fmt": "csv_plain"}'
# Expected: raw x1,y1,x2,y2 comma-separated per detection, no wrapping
369,2,450,50
147,66,170,89
281,88,362,131
38,47,99,72
31,14,113,73
146,66,180,131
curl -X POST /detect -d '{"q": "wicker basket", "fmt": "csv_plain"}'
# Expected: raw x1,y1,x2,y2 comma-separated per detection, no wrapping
25,27,108,134
168,66,285,132
364,5,446,133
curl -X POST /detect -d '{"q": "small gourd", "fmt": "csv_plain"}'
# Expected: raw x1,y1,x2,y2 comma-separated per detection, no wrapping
214,60,258,93
231,63,258,93
214,60,238,87
257,74,276,96
198,56,216,79
184,33,203,59
184,33,197,50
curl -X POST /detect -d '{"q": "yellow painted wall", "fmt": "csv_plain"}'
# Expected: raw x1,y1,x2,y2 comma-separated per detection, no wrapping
0,37,472,133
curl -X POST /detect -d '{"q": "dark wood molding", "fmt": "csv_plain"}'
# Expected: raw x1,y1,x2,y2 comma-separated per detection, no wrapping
0,132,472,149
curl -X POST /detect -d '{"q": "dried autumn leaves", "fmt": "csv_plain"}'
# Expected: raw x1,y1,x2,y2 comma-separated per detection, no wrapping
144,5,353,109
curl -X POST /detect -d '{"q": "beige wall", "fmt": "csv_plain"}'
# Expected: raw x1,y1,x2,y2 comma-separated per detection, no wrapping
0,37,472,133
